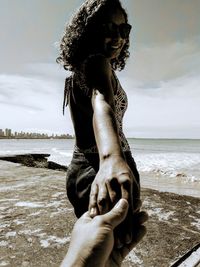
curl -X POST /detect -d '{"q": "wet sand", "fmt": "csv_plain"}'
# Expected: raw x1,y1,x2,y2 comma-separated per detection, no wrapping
0,160,200,267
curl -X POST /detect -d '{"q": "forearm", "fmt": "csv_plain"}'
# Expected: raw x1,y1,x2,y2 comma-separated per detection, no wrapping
92,89,124,163
60,250,86,267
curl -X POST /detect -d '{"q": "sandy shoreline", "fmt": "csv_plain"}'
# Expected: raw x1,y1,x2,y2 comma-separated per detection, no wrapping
0,158,200,266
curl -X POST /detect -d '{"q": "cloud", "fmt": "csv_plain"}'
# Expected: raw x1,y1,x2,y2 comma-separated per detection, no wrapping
1,57,199,139
0,0,81,73
119,73,200,138
130,0,200,45
115,38,200,138
0,71,74,135
25,62,68,81
0,101,43,111
125,37,200,83
0,72,63,110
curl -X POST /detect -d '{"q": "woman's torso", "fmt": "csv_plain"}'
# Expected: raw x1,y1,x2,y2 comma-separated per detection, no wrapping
66,71,130,153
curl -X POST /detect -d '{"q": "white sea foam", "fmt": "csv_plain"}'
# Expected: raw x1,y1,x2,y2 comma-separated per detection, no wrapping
0,261,10,266
5,232,17,238
13,219,25,225
50,207,71,217
52,192,63,198
15,201,44,208
1,139,200,193
48,153,72,166
136,152,200,181
18,229,43,236
0,223,10,229
125,250,143,265
190,216,200,231
0,198,19,202
46,201,62,208
148,208,175,221
143,199,176,221
28,211,42,217
0,241,9,247
40,239,50,248
40,235,70,248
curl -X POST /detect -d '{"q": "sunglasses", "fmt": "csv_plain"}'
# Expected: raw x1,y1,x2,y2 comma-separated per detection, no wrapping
101,22,132,39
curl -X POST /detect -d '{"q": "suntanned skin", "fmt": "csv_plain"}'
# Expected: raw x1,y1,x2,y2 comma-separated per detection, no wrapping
69,8,140,247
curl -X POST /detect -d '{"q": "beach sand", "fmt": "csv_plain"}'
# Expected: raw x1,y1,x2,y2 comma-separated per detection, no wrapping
0,159,200,267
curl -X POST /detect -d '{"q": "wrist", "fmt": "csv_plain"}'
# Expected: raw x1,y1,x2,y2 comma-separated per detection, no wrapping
99,152,124,165
62,254,105,267
61,252,86,267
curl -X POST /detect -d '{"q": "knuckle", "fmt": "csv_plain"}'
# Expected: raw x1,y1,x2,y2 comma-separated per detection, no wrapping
89,199,97,206
106,178,111,185
95,216,104,226
91,181,97,188
90,192,97,198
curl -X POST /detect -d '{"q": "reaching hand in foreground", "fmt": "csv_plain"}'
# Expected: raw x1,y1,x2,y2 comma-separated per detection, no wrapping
60,199,148,267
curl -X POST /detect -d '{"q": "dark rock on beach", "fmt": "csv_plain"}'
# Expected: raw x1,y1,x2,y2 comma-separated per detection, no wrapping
0,154,67,171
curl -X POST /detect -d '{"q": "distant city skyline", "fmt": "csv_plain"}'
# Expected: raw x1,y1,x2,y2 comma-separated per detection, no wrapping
0,128,73,139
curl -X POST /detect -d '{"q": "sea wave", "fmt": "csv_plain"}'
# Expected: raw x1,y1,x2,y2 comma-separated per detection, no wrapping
135,152,200,182
1,139,199,183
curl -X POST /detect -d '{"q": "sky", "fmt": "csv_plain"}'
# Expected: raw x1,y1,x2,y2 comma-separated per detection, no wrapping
0,0,200,138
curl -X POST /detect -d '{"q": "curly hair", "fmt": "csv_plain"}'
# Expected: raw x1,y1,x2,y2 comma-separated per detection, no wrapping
56,0,131,72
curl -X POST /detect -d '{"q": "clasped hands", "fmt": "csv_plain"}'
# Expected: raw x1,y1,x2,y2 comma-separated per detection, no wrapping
61,156,148,267
89,155,142,248
61,199,147,267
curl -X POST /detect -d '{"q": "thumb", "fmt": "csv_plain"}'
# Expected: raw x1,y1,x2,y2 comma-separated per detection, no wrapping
101,199,129,229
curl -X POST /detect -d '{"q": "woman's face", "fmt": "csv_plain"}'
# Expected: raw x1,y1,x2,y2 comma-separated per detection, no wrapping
99,8,127,60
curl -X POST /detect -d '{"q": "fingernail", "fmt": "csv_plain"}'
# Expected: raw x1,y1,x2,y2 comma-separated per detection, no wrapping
116,199,128,209
125,234,131,244
90,208,97,217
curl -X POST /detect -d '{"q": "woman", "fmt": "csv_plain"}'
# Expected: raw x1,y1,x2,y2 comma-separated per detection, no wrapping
57,0,141,246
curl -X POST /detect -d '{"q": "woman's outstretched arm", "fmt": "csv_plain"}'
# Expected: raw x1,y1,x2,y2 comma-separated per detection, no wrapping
92,88,123,160
85,54,124,161
85,56,140,243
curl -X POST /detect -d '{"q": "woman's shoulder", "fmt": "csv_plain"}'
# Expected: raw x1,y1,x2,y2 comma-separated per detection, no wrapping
69,54,115,99
80,54,112,91
83,54,111,75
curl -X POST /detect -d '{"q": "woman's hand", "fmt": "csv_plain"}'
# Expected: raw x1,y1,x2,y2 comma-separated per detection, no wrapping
89,155,140,247
89,155,140,215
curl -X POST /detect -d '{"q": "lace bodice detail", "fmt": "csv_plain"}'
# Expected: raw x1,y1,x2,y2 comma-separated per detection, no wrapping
64,71,130,153
113,77,130,151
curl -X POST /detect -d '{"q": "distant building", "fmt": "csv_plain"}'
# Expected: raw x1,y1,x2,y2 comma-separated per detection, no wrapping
0,129,4,137
5,128,12,137
1,128,74,139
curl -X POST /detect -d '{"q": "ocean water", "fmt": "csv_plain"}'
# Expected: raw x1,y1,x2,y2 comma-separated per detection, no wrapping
0,138,200,197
